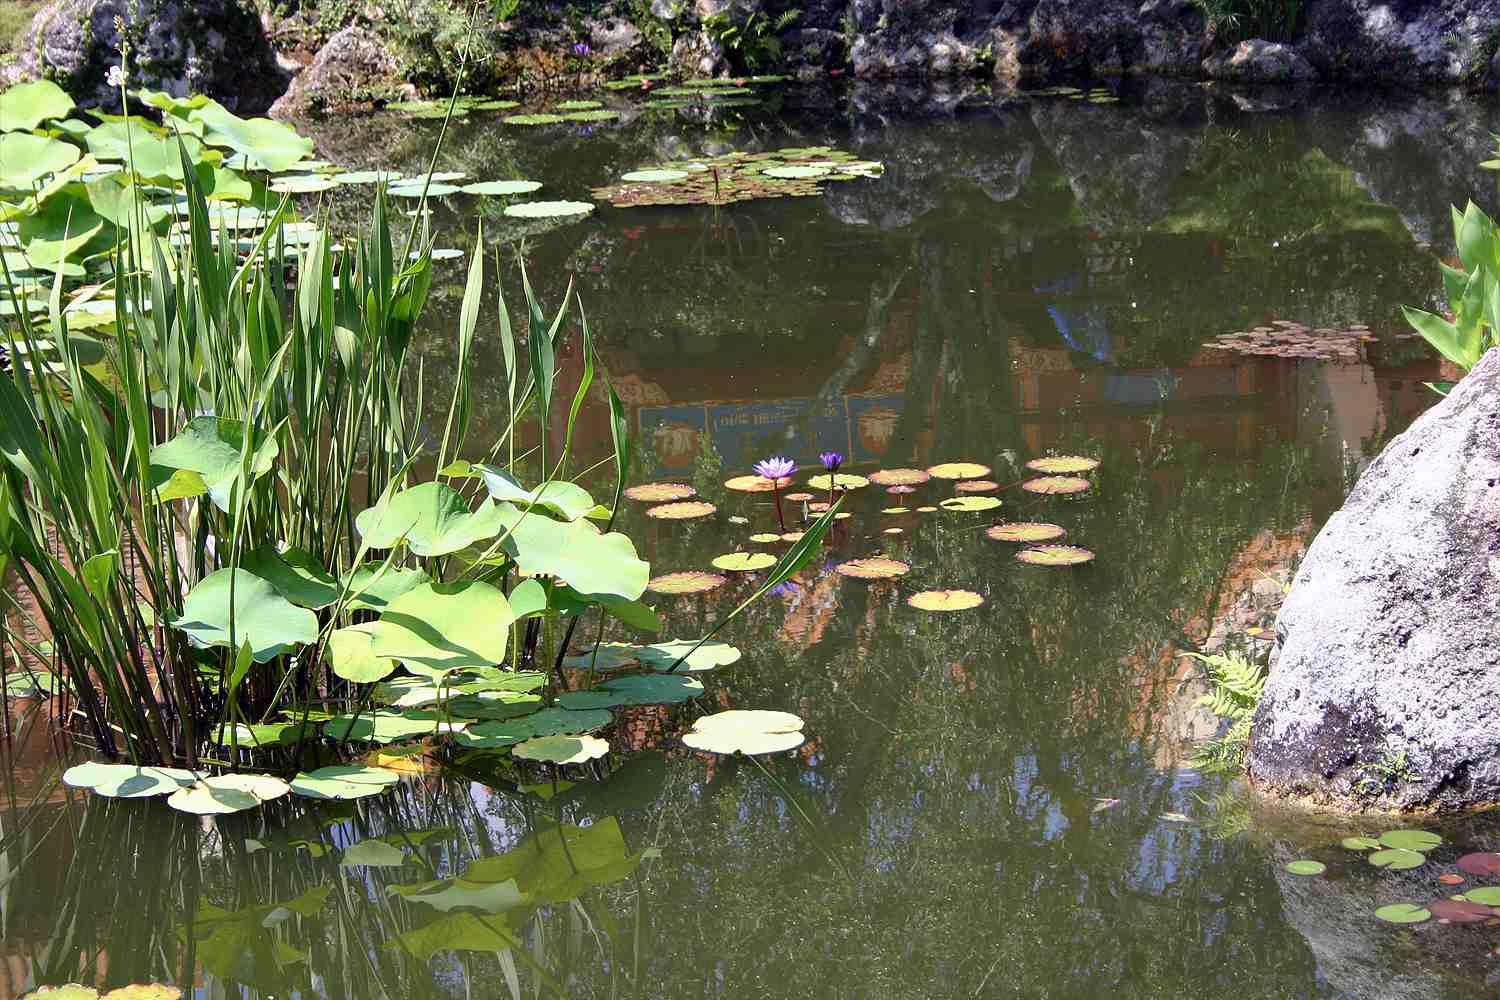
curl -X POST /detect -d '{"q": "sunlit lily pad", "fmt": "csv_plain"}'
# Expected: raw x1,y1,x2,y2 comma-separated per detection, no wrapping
1016,545,1096,566
927,462,991,480
1368,849,1427,871
682,709,805,756
625,482,696,502
561,641,641,673
954,480,999,493
869,468,931,486
916,505,939,513
269,175,336,194
884,527,903,535
636,639,742,673
622,169,690,182
1428,898,1492,923
781,531,805,542
647,571,727,595
986,523,1066,543
504,113,566,126
724,474,784,492
461,180,542,196
1026,455,1100,474
388,183,462,197
1341,836,1382,851
557,99,604,111
289,765,401,801
1286,860,1326,876
835,558,910,580
1457,852,1500,876
1462,886,1500,905
452,708,612,748
939,496,1001,513
503,200,595,219
325,708,471,743
514,734,610,764
331,169,404,184
558,673,703,709
445,691,543,720
907,590,984,612
881,507,911,515
167,774,289,815
806,473,868,491
712,552,777,572
647,500,717,520
1022,476,1091,495
1380,829,1442,851
1375,903,1431,924
63,762,197,798
763,165,830,179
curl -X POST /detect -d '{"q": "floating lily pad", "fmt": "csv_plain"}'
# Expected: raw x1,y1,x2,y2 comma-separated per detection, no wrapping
387,183,462,197
682,709,805,756
749,532,783,543
916,505,939,513
63,762,197,798
558,673,704,710
884,527,904,535
781,531,805,542
289,765,402,800
332,169,404,184
208,722,311,747
503,200,595,219
1026,456,1100,474
806,473,869,491
324,708,471,743
444,691,543,720
624,483,696,502
594,146,881,208
1380,829,1442,852
835,558,910,580
1022,476,1092,495
927,462,991,480
986,523,1066,543
1369,849,1427,871
647,571,727,595
341,839,409,867
712,552,777,572
869,468,931,486
514,734,610,764
622,169,690,183
940,496,1001,513
453,707,613,748
1428,898,1492,923
1457,852,1500,876
460,179,542,196
954,480,1000,493
636,639,742,673
763,165,830,179
557,100,604,111
1016,545,1096,567
1342,836,1382,851
268,175,336,194
1439,873,1467,886
1286,860,1326,876
1462,886,1500,905
647,500,717,520
724,474,782,492
503,113,566,126
1375,903,1431,924
167,774,289,814
561,641,641,673
881,507,911,515
907,590,985,612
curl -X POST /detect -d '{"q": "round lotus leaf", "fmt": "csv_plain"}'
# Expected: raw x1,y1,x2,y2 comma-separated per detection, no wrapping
514,734,610,764
461,179,543,196
445,691,543,720
625,482,696,503
503,113,566,126
387,183,462,197
503,200,595,219
1462,885,1500,905
806,473,869,491
1368,848,1427,871
563,110,620,122
954,480,1000,494
1027,455,1100,474
557,99,603,110
558,673,704,710
167,774,289,815
454,707,613,749
0,132,81,189
324,708,470,743
835,558,910,580
683,709,805,756
940,496,1002,513
622,169,691,183
647,500,716,520
1375,903,1431,924
1341,836,1382,851
63,762,197,798
1016,545,1096,567
1022,476,1092,495
869,468,931,486
724,475,780,492
907,590,985,612
561,641,641,673
987,523,1066,544
1379,829,1442,851
290,764,401,800
1428,898,1492,923
1457,852,1500,875
647,571,727,595
927,462,991,480
763,165,830,179
712,552,777,572
166,567,318,663
208,722,310,747
1286,860,1326,876
332,169,405,185
269,175,337,194
636,639,742,673
1,79,76,132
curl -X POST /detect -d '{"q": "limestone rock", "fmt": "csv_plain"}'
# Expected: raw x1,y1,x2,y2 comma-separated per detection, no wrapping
1203,39,1316,82
11,0,287,112
670,30,726,77
269,26,407,120
1299,0,1500,84
588,16,644,58
1249,348,1500,812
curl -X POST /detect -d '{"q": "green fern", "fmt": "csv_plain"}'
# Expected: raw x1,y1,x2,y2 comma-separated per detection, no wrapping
1185,651,1266,773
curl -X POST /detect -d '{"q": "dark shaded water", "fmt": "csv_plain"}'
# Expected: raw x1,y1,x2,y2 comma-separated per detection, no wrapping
6,81,1500,999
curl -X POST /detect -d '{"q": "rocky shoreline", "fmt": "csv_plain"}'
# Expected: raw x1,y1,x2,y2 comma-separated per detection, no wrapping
3,1,1500,118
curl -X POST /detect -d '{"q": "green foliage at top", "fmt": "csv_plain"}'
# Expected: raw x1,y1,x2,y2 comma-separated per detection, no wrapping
703,5,801,72
1185,650,1267,773
1403,201,1500,373
1191,0,1303,44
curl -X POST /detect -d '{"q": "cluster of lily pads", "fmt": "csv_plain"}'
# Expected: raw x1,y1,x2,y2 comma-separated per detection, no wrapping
1284,829,1500,928
22,986,180,999
592,147,883,209
1202,320,1404,361
1027,85,1121,105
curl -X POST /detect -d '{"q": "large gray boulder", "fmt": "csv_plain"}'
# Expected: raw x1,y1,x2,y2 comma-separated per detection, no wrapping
1203,38,1316,82
1299,0,1500,84
268,26,407,120
1249,349,1500,812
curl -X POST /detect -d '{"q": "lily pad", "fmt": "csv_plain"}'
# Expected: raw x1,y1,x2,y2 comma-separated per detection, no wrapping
1286,860,1326,876
1380,829,1443,851
712,552,777,572
332,169,405,184
387,183,462,197
1456,852,1500,876
806,473,869,492
1342,836,1382,851
907,590,985,612
1428,898,1492,923
452,707,613,748
561,642,640,673
749,533,783,543
1022,476,1092,495
1026,456,1100,474
647,500,717,520
1368,849,1427,871
1375,903,1431,924
355,482,506,556
927,462,991,480
1462,886,1500,905
360,580,514,673
763,165,830,179
0,79,76,132
290,764,402,800
724,474,784,492
503,113,566,126
167,774,289,815
636,639,742,673
268,175,337,194
460,180,542,196
835,558,910,580
624,482,696,502
63,762,197,798
939,496,1002,513
682,709,805,756
341,840,409,867
869,468,931,486
1016,545,1096,567
324,708,471,743
557,100,604,110
648,571,728,595
986,523,1066,543
622,169,690,183
558,673,704,710
954,480,1000,493
504,200,595,219
514,734,610,764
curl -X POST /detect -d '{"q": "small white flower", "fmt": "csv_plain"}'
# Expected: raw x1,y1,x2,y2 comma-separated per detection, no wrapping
106,65,125,88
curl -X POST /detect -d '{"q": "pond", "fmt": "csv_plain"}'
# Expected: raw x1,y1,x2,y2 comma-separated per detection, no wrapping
5,80,1500,999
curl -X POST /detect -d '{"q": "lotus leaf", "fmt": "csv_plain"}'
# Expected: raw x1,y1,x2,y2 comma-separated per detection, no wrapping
462,818,638,905
1026,455,1100,474
648,501,717,520
328,625,399,683
393,877,527,913
239,544,340,609
869,468,931,486
712,552,776,572
683,709,805,756
559,673,703,710
927,462,991,480
940,496,1002,513
149,415,279,509
504,114,566,125
506,578,549,620
168,568,318,662
167,774,289,814
806,473,869,491
1463,886,1500,905
187,102,313,172
561,641,641,672
1379,829,1442,851
208,722,310,747
341,840,408,867
647,571,727,595
478,467,607,521
1022,476,1091,495
987,523,1066,543
269,175,336,194
342,564,429,612
451,707,612,747
83,123,206,180
63,762,197,798
461,180,542,196
1374,903,1430,924
388,182,463,197
451,669,547,695
636,639,742,673
389,912,520,960
1016,545,1096,567
907,590,985,612
624,482,696,502
355,482,506,556
1368,848,1426,871
514,734,610,764
835,558,910,580
445,691,542,720
0,80,75,132
0,133,81,189
289,764,401,800
3,669,61,697
504,200,595,219
1286,860,1326,876
492,502,649,600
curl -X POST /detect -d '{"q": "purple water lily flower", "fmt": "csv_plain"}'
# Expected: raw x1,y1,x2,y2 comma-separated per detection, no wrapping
819,451,844,505
754,456,796,531
573,42,592,57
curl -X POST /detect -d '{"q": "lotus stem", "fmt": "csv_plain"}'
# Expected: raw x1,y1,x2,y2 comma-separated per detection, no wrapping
772,486,786,532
